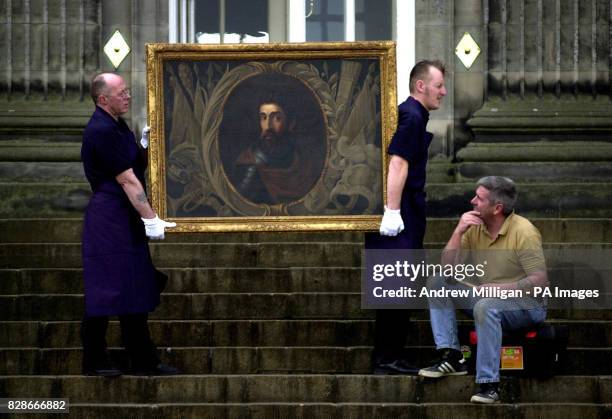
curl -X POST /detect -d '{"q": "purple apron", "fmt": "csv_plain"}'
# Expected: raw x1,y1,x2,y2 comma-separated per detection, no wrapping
81,107,159,316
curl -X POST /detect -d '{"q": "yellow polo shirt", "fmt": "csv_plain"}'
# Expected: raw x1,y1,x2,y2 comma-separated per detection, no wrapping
461,212,546,284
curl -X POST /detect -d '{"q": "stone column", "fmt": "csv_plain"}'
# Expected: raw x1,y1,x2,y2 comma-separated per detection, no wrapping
0,0,168,139
411,0,458,183
0,0,102,138
415,0,456,158
100,0,169,134
453,0,486,148
467,0,612,141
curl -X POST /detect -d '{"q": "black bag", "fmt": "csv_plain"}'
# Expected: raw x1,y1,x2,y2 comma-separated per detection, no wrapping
466,324,568,377
518,324,568,377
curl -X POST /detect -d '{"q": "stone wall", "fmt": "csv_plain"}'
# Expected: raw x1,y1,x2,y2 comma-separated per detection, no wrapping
0,0,168,138
415,0,456,157
3,1,608,148
468,0,612,142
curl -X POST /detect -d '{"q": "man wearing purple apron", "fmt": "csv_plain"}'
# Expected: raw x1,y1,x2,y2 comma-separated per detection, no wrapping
80,72,178,376
367,60,447,374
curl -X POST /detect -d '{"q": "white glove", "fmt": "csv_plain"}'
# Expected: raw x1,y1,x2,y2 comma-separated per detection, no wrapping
140,125,150,149
379,206,404,236
142,215,176,240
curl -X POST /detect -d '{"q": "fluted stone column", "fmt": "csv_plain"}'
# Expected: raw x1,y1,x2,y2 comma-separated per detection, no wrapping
467,0,612,141
0,0,102,138
414,0,456,159
0,0,167,139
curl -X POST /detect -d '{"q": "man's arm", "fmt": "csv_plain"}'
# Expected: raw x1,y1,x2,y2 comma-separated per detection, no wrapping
380,102,421,236
386,155,408,209
479,269,548,291
115,168,156,219
379,155,408,236
115,168,176,239
517,269,549,290
440,211,482,265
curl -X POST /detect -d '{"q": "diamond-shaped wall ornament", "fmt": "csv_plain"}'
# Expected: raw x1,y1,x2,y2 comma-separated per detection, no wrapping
103,30,130,69
455,32,481,69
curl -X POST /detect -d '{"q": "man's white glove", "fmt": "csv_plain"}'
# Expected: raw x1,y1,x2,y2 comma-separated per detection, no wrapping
142,215,176,240
140,125,150,149
379,206,404,236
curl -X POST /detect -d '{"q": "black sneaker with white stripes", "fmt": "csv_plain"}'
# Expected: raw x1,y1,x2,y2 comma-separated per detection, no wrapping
470,383,500,404
418,349,468,378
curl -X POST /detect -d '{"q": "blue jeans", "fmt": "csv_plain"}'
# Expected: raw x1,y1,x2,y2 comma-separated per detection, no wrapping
426,275,547,383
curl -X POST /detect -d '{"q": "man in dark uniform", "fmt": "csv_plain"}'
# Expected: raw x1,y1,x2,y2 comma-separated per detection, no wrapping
368,60,447,374
80,72,178,376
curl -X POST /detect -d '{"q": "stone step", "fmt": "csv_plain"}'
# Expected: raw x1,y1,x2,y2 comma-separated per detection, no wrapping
0,293,369,321
1,319,609,349
0,182,90,217
1,375,610,404
2,264,609,296
0,242,366,268
2,218,611,244
0,319,371,348
0,267,364,294
427,182,612,218
0,346,608,375
2,242,612,269
427,158,456,183
456,161,612,183
0,402,607,419
1,294,610,321
2,182,612,218
456,141,612,162
0,139,82,162
0,220,366,244
0,102,91,139
0,162,85,182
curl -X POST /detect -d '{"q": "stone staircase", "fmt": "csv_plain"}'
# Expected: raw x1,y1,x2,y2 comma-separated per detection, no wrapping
1,219,611,417
1,137,612,417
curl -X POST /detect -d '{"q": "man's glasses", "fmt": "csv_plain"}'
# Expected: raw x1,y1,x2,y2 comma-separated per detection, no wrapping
117,88,131,98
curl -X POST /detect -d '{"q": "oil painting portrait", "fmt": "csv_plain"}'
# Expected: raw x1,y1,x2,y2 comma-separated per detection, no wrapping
147,42,397,231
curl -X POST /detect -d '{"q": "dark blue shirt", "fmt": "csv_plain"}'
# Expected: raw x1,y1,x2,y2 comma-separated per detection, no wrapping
81,106,146,194
365,97,433,250
387,96,433,195
387,96,432,248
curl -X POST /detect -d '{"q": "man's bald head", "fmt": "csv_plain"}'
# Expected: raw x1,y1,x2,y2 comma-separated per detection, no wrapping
90,73,120,105
89,73,130,119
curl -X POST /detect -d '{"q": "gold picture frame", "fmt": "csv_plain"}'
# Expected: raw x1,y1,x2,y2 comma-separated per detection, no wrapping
146,41,397,232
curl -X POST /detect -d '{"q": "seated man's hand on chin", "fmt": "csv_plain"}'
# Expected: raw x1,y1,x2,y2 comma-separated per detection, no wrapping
455,211,482,234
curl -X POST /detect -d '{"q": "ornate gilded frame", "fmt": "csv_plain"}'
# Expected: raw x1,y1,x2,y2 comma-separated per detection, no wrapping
146,41,397,232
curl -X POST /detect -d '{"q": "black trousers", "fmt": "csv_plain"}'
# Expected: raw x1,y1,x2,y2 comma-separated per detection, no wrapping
372,309,412,362
81,312,159,372
365,206,426,364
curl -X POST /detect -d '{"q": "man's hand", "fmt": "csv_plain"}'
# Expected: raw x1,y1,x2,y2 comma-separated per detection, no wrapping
142,215,176,240
441,210,482,265
379,206,404,236
455,210,482,235
140,125,150,149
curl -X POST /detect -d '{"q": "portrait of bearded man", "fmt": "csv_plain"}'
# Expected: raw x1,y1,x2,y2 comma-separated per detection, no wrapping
230,94,323,205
